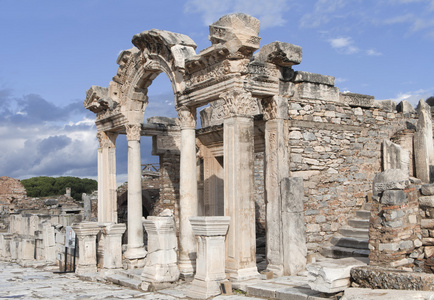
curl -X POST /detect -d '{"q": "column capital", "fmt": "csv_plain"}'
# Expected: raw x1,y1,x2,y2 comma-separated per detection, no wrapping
177,106,196,129
260,96,288,120
125,123,142,141
97,131,118,148
220,89,256,118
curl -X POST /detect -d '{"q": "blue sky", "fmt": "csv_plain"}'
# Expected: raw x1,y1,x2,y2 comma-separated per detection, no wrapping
1,0,433,184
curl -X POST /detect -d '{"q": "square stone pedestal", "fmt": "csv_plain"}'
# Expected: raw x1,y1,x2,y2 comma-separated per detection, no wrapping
187,216,230,299
72,222,100,275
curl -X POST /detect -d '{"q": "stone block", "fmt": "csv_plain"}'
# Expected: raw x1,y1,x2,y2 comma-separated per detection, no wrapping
380,190,407,205
419,196,434,207
421,219,434,229
397,100,416,114
340,93,375,108
307,257,368,293
421,184,434,196
293,71,334,85
374,100,397,112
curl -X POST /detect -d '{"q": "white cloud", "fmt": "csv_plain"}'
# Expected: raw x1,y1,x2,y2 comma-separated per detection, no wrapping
389,89,433,107
184,0,289,29
366,49,382,56
328,37,359,54
300,0,347,28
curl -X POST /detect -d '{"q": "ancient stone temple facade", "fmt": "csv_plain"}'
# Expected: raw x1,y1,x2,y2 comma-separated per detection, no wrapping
83,12,434,284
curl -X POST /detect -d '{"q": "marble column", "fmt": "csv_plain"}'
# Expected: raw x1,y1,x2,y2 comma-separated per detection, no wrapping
221,89,259,281
72,222,100,275
99,223,126,270
177,106,198,278
202,147,224,216
141,214,179,285
187,216,230,299
124,124,147,268
262,97,290,276
96,131,118,223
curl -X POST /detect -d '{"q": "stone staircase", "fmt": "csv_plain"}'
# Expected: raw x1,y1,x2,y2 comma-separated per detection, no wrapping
321,203,371,259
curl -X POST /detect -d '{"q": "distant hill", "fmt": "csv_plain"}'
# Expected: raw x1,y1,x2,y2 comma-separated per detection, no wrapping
21,176,97,201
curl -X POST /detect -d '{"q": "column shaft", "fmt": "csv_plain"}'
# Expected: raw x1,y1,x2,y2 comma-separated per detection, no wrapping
224,116,259,280
265,118,289,276
124,125,147,265
178,127,198,276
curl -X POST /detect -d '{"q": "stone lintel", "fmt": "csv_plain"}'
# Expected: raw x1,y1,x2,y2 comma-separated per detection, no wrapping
340,92,375,108
293,71,334,86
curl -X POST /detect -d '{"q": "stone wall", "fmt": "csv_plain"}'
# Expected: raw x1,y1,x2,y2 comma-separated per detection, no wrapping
254,152,266,237
419,183,434,272
158,153,180,230
287,96,418,254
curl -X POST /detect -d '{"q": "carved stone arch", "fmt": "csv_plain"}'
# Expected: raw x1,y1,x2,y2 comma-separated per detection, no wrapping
112,29,197,124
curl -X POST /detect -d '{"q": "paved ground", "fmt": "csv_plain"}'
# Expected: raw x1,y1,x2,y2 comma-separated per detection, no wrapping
0,262,255,300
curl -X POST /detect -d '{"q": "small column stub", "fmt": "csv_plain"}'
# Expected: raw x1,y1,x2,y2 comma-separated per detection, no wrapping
72,222,100,275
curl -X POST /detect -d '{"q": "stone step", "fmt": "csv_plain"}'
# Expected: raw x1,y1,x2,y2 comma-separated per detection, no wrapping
356,210,370,219
331,236,369,250
348,218,369,229
363,203,372,211
321,245,370,259
105,274,142,290
339,226,369,239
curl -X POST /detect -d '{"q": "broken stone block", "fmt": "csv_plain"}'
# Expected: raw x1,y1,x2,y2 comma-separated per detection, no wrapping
142,215,179,284
372,169,410,195
307,257,368,293
397,100,416,114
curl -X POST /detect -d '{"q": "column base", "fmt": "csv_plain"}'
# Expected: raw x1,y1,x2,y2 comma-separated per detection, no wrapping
75,265,98,276
187,278,221,299
227,266,260,282
266,264,283,277
178,258,195,280
142,263,180,283
124,245,147,269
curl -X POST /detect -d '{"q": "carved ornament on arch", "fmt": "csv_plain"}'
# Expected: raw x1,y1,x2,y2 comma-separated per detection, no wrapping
220,89,258,118
125,124,142,141
177,106,197,129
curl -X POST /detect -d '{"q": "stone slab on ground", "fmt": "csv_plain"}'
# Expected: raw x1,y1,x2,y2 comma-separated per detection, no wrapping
307,257,368,293
246,275,328,299
342,287,434,299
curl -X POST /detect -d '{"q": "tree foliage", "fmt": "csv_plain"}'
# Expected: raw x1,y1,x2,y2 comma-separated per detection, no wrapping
21,176,97,201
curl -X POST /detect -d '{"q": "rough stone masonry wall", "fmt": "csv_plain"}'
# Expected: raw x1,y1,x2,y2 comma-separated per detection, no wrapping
287,98,417,254
419,183,434,272
158,152,180,230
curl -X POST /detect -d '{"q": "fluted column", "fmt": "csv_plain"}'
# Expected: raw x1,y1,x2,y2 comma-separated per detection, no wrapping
97,131,118,223
221,89,259,281
124,123,147,267
177,106,198,278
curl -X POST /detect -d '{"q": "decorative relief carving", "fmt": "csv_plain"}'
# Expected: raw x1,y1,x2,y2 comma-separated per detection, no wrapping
220,89,258,118
186,61,231,88
177,106,196,129
261,97,278,120
125,124,142,141
97,131,118,148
